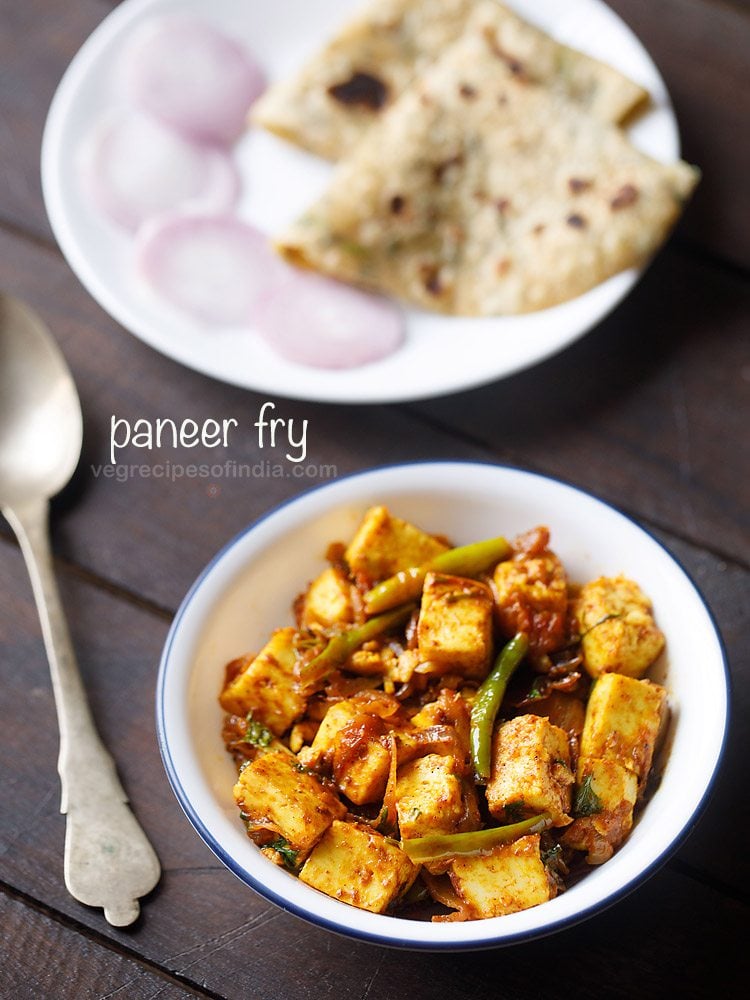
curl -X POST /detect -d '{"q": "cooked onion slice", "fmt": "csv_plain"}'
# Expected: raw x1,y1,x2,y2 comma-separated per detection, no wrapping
79,110,240,232
119,15,265,144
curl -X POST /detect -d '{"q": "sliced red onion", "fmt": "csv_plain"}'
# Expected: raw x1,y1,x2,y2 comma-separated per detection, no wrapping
119,15,265,145
135,214,405,365
135,215,276,326
257,270,404,370
78,110,240,232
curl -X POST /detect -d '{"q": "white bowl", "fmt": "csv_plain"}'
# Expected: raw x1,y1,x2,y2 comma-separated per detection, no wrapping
157,462,728,949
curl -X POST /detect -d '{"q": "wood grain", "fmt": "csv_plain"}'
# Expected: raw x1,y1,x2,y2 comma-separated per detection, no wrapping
0,0,112,243
0,0,748,993
646,533,750,894
609,0,750,270
0,891,206,1000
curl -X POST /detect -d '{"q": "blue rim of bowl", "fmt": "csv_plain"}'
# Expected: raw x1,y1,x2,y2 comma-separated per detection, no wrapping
156,459,730,950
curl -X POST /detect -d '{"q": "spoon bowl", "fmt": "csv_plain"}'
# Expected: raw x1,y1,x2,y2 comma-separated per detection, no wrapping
0,294,82,507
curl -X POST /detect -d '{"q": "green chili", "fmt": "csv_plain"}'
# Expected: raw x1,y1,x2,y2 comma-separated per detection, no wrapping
299,603,416,689
364,535,511,614
400,813,550,863
470,632,529,782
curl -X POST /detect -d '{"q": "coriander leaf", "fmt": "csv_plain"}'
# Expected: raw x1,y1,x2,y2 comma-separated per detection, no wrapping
541,843,562,867
375,804,390,832
541,841,568,881
574,775,603,817
268,837,299,871
527,677,548,700
294,760,318,777
244,713,273,748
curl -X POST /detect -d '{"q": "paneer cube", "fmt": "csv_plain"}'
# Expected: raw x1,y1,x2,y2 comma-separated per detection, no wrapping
332,715,391,805
449,834,555,918
301,566,355,628
574,575,665,678
561,758,638,864
233,750,346,861
298,699,366,768
396,753,480,842
486,715,574,827
580,673,666,785
219,628,305,735
417,573,494,679
344,506,448,585
288,720,319,753
493,547,568,655
299,820,418,913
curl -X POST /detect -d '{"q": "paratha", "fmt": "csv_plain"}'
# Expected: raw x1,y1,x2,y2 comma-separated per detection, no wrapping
252,0,649,160
276,13,698,315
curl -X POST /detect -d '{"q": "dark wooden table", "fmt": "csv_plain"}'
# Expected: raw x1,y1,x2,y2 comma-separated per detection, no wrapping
1,1,748,997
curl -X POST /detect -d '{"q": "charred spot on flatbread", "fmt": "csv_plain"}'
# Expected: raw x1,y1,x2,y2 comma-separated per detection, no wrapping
610,184,640,210
252,0,651,161
328,71,389,110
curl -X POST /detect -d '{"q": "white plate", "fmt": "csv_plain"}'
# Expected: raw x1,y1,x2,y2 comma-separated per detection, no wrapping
157,462,728,949
42,0,679,403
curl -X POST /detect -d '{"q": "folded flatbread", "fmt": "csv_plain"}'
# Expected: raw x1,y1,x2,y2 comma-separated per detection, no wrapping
252,0,649,160
276,11,698,315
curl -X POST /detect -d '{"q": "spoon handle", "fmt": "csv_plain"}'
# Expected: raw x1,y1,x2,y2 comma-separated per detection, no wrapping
4,497,160,927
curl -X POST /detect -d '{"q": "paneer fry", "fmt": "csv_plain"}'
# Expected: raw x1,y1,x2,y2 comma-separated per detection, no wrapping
574,575,665,678
301,565,356,628
220,509,671,922
486,715,574,827
417,572,494,679
233,750,346,862
396,753,480,843
492,527,568,658
579,672,666,787
332,714,392,804
561,758,638,864
220,628,305,735
449,834,557,919
345,505,449,585
300,820,418,913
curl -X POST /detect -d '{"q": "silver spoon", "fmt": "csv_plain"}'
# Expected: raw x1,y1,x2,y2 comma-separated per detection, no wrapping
0,293,160,926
